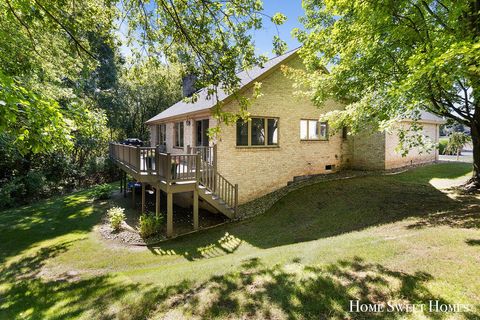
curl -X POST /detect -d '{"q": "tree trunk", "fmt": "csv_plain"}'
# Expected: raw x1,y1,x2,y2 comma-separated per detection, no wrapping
468,116,480,189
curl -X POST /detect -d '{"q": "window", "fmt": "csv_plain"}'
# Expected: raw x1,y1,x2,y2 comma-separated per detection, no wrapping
174,121,184,147
300,120,328,140
342,126,348,140
267,118,278,145
157,124,166,146
236,121,248,146
251,118,265,145
236,117,279,147
196,119,209,146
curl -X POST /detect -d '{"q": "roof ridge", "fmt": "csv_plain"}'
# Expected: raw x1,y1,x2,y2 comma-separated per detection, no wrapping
145,47,301,124
242,46,301,71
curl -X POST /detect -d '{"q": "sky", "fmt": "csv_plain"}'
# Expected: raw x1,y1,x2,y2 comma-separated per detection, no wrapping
118,1,304,59
251,0,304,56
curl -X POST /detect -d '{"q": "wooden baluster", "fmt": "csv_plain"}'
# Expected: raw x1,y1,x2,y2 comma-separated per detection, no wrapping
155,146,160,176
166,153,172,183
234,184,238,217
229,184,232,207
180,155,183,179
213,144,217,169
220,177,223,200
195,153,201,182
137,147,140,171
223,179,226,202
177,155,180,179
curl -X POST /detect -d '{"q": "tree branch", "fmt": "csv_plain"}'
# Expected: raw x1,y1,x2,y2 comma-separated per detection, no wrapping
421,0,454,31
33,0,97,60
5,0,40,56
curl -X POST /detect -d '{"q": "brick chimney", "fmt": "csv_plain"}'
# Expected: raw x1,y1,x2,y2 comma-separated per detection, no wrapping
182,74,197,97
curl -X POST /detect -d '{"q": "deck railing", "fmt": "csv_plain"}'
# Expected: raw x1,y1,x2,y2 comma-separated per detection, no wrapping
199,159,238,212
188,145,216,166
109,142,237,214
109,143,199,182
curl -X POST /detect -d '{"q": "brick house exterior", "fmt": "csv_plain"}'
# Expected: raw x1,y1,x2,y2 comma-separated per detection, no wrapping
146,49,443,205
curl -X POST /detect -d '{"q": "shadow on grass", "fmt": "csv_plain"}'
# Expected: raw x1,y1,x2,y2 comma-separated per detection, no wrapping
465,238,480,246
0,242,191,320
132,256,478,319
4,244,478,319
0,188,108,264
149,163,476,259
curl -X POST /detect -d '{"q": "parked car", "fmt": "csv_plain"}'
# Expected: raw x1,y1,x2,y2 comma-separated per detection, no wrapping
122,138,143,146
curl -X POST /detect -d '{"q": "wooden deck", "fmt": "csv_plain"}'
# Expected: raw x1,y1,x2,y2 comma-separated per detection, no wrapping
109,143,238,237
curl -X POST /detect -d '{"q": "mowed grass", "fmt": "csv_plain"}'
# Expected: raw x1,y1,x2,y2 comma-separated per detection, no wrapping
0,163,479,319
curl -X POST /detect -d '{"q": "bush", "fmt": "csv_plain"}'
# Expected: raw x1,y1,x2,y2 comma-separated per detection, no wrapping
0,179,25,209
438,138,449,155
107,207,125,231
445,132,471,157
91,183,115,200
138,213,164,238
24,171,47,196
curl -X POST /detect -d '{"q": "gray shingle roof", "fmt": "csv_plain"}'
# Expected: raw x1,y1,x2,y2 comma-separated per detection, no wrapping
146,48,300,124
418,110,445,123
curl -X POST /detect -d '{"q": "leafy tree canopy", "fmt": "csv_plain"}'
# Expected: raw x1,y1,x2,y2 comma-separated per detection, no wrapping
1,0,287,154
0,0,116,154
120,0,287,123
289,0,480,183
116,58,182,140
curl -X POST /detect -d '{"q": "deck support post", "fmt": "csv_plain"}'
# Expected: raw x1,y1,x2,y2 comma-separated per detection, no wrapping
141,183,145,214
167,192,173,237
155,185,161,217
123,172,127,198
132,182,136,208
120,171,123,193
193,189,199,230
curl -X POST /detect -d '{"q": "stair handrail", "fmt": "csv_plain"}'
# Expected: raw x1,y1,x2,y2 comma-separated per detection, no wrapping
198,158,238,216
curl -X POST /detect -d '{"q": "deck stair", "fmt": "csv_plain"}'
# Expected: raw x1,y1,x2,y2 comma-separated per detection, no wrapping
191,145,237,218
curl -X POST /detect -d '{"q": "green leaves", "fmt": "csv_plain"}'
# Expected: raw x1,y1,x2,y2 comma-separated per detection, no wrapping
273,35,288,56
271,12,287,25
121,0,288,121
292,0,479,140
0,71,73,155
1,0,116,155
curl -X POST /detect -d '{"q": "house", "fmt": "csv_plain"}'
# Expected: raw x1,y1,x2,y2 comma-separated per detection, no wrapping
109,48,443,237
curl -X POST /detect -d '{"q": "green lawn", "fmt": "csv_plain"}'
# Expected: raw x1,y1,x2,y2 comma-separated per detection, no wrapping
0,163,479,319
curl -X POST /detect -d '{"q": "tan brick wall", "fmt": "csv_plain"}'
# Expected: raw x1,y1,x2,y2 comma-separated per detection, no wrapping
384,122,439,169
216,56,346,204
351,130,386,170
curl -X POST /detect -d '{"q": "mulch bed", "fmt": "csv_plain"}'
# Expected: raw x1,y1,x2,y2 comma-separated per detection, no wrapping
97,190,227,246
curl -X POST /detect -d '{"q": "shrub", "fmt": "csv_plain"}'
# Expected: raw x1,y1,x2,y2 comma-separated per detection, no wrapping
0,179,25,209
138,213,164,239
91,183,115,200
24,171,47,196
107,207,125,231
445,132,471,157
438,138,449,155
